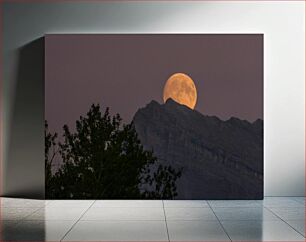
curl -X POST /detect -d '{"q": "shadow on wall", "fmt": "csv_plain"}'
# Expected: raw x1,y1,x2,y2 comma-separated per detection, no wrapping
5,38,45,199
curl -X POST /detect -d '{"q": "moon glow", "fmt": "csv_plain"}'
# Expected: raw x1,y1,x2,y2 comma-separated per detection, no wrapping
163,73,197,109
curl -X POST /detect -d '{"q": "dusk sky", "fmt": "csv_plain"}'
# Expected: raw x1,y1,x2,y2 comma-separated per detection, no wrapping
45,34,263,134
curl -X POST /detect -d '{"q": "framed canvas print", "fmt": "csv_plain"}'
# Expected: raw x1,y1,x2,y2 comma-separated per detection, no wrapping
45,34,263,199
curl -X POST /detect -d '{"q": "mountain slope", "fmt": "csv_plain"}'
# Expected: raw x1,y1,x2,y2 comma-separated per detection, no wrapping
133,99,263,199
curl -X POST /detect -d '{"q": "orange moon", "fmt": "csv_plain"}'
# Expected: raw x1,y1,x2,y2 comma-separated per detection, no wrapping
163,73,197,109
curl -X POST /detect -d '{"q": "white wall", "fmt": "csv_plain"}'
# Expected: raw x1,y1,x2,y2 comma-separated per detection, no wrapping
2,1,305,197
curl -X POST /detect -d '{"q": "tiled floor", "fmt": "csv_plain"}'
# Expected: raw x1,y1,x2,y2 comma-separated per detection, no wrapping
0,197,304,241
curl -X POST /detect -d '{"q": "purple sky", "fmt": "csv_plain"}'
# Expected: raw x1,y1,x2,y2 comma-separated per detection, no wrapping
45,34,263,134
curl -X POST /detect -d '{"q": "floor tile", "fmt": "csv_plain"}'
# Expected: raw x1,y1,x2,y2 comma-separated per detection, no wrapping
208,200,263,208
292,197,305,205
264,197,304,207
268,207,305,220
165,207,217,221
63,220,168,241
0,207,39,220
93,200,163,208
213,207,279,220
167,220,230,241
163,200,208,208
1,220,75,241
46,200,95,208
0,220,20,233
221,220,305,241
0,198,47,208
0,220,21,240
81,207,165,221
286,220,305,236
26,207,88,220
1,197,305,241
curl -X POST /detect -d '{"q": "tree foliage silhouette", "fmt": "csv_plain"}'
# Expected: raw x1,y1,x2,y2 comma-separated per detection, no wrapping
45,104,181,199
45,121,58,195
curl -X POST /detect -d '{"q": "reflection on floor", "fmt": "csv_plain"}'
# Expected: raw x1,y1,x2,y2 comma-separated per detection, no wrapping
0,197,305,241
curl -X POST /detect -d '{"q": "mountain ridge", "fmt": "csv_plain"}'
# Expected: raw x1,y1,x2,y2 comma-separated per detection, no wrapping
147,98,262,125
133,99,263,199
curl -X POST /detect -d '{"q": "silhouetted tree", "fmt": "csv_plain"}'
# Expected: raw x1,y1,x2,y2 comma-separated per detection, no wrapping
45,121,58,196
46,104,181,199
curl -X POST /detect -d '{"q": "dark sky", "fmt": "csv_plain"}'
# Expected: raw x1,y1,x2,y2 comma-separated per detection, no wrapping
45,34,263,134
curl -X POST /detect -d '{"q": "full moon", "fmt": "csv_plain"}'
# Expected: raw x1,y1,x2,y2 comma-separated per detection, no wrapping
163,73,197,109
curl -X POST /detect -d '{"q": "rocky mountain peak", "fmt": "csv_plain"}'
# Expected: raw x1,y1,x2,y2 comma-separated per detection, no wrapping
133,100,263,199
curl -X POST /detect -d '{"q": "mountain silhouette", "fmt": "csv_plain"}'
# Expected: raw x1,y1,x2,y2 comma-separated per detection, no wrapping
133,98,263,199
